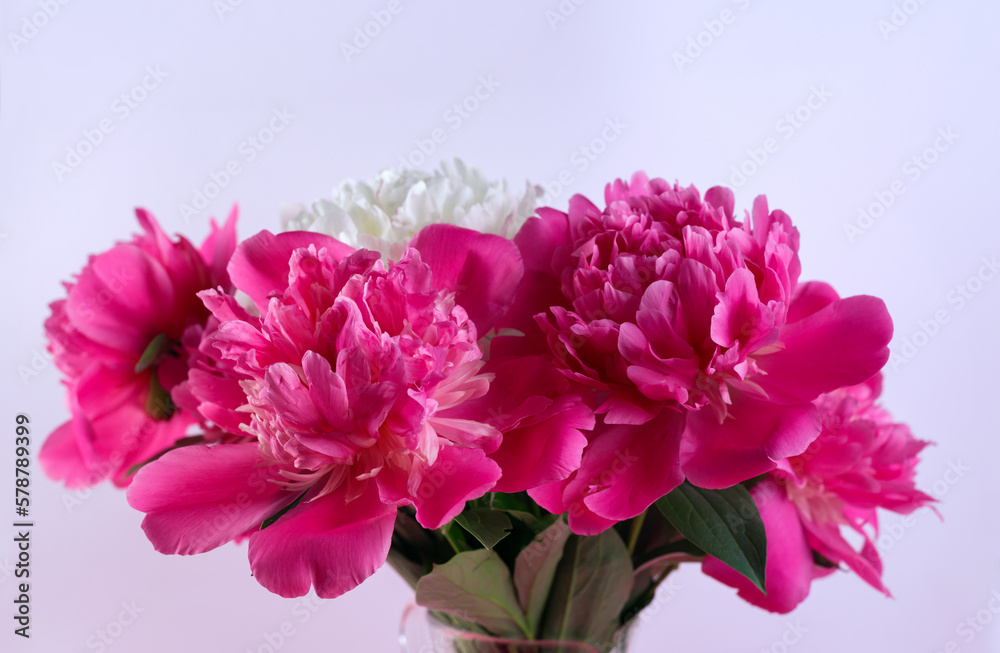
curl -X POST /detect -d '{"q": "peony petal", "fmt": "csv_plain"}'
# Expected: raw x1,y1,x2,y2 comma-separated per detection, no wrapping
801,519,889,595
703,480,816,613
785,281,839,324
247,480,396,598
410,224,524,335
38,419,94,488
681,393,821,489
228,230,354,313
756,295,893,405
710,268,775,352
128,443,295,554
489,391,591,493
260,363,323,428
580,410,686,523
411,445,500,530
65,243,174,354
198,204,239,288
528,476,618,537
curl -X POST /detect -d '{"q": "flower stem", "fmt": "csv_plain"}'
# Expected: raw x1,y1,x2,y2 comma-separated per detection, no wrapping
626,510,647,557
440,525,464,555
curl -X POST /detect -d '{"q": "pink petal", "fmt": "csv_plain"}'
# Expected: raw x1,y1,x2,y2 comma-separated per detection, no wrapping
489,391,591,493
410,224,524,335
198,204,239,288
757,296,893,404
785,281,839,324
801,519,889,595
38,420,94,488
65,243,174,354
261,362,323,428
580,410,686,523
127,443,294,554
703,480,816,613
228,230,353,313
710,268,775,351
681,393,821,489
528,478,618,536
247,480,396,598
411,445,500,530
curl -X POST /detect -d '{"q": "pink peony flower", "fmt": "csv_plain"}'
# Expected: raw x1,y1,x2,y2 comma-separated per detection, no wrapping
497,173,894,533
703,374,935,612
128,225,592,598
41,208,237,488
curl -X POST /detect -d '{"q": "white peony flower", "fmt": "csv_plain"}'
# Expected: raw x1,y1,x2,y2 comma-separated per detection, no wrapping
281,159,542,259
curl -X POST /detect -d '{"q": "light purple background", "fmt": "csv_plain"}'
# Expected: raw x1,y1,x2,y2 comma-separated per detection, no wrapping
1,1,998,651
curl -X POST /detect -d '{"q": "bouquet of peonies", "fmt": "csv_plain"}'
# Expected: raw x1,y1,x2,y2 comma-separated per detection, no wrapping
41,161,933,652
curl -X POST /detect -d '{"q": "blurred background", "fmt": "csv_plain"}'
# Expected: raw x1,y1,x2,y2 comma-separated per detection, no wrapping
1,1,997,651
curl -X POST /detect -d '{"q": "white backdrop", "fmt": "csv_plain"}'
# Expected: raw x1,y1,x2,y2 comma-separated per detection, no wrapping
1,1,998,651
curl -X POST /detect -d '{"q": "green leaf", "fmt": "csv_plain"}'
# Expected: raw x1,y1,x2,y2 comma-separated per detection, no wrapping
538,529,634,648
416,549,531,639
135,333,169,373
453,508,513,550
504,509,557,534
655,481,767,591
513,519,572,636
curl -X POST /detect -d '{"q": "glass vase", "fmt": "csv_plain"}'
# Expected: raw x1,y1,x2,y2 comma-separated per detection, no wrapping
399,605,632,653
